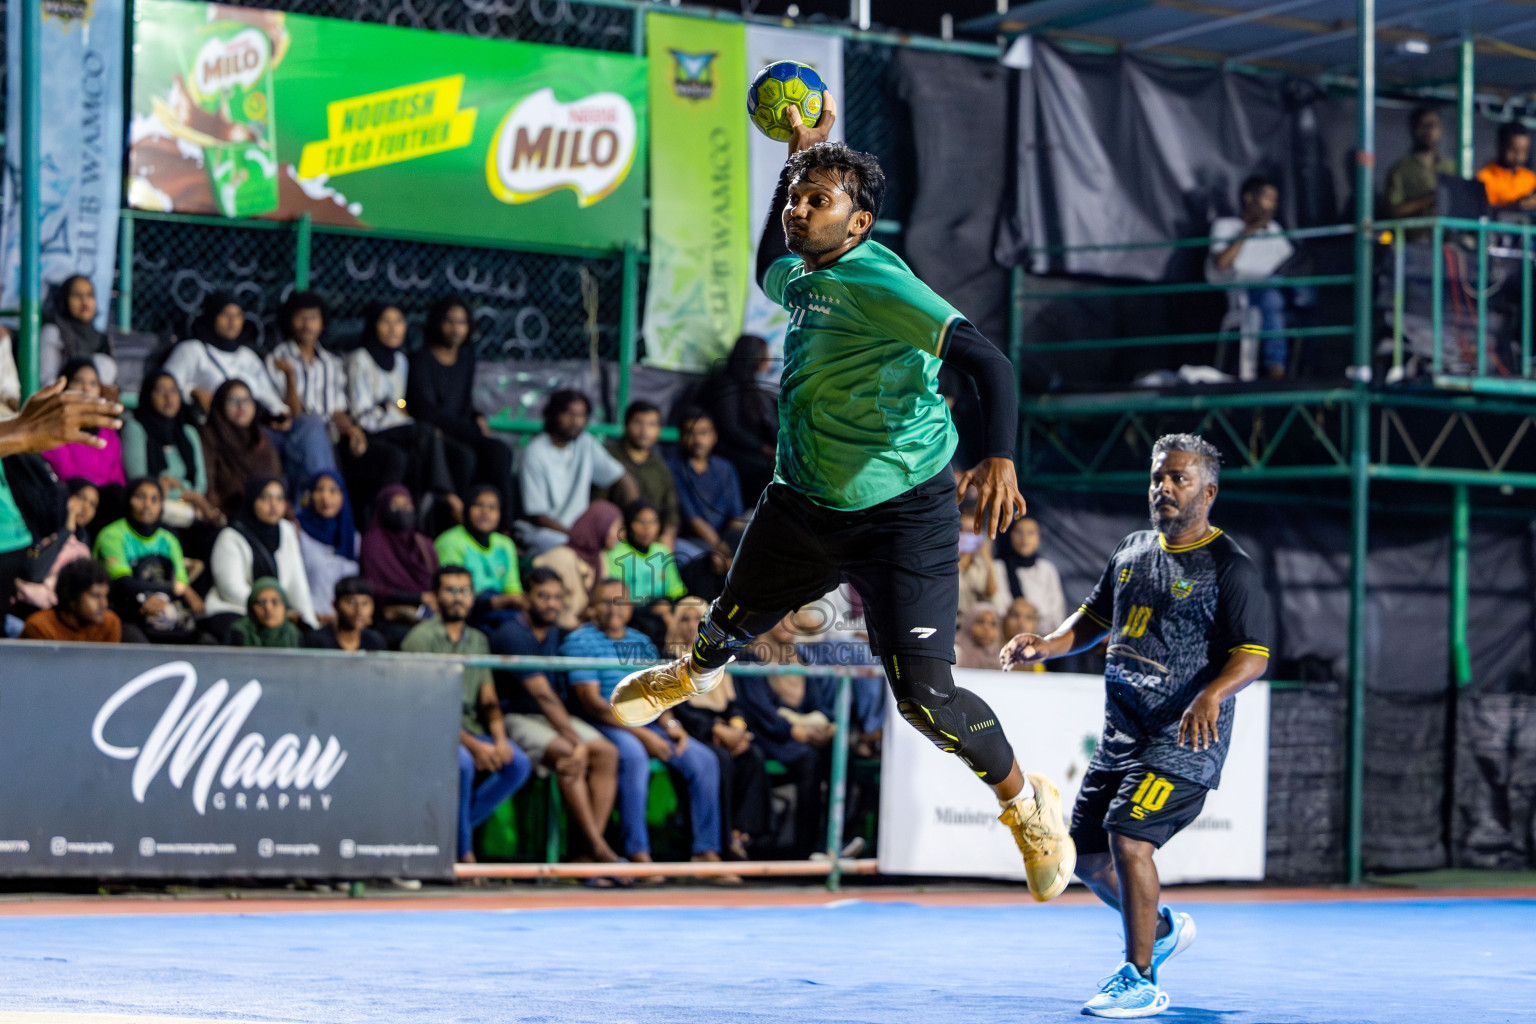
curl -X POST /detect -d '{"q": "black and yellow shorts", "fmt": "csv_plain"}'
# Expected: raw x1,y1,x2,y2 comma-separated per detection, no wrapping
1069,767,1209,853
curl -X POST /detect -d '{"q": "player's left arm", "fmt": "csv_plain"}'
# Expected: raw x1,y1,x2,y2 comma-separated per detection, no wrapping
944,323,1024,539
1179,550,1272,752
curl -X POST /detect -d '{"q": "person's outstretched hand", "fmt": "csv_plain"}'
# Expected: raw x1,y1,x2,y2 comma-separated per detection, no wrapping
0,376,123,456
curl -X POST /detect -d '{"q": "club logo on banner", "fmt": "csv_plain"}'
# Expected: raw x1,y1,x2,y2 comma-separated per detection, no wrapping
671,51,718,100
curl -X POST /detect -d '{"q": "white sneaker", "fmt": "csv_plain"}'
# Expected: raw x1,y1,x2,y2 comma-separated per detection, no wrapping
609,656,727,726
998,773,1077,902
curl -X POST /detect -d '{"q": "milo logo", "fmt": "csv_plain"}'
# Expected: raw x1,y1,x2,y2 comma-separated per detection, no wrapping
192,28,270,99
485,87,637,207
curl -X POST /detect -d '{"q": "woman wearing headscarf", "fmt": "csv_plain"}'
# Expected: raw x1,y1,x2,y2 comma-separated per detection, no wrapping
203,476,318,642
954,604,1003,671
229,577,303,649
200,378,282,520
407,296,512,521
9,475,96,612
530,499,622,632
992,517,1067,635
94,477,205,643
700,333,778,506
344,302,455,505
40,275,117,389
296,469,359,623
122,370,219,528
433,483,523,628
40,359,126,491
359,483,439,633
162,292,336,494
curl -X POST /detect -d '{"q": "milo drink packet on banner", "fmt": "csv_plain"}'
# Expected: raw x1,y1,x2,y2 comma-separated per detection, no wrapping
186,19,280,217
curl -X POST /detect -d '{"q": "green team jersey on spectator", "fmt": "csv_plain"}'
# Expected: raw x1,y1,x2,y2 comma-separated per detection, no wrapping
762,240,962,511
94,520,190,585
434,526,523,597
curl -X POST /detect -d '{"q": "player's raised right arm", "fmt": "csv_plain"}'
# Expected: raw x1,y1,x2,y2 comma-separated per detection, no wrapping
756,92,841,287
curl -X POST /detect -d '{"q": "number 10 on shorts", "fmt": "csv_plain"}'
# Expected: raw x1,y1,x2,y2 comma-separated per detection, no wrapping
1129,773,1174,819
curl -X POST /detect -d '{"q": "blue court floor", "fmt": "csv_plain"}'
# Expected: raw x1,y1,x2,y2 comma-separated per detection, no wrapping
0,897,1529,1023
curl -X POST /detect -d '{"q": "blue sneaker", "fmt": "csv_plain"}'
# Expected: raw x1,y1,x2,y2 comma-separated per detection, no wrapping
1150,906,1196,975
1081,962,1170,1018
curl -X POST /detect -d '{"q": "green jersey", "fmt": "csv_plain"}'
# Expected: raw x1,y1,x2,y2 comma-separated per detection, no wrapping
434,526,522,597
763,240,962,510
93,519,189,585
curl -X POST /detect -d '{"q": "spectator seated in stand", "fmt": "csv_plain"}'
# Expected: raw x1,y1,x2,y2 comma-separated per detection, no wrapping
407,296,514,520
95,477,205,644
532,499,622,632
994,516,1067,636
303,575,387,652
668,596,767,862
1206,175,1306,381
954,604,1002,670
435,484,524,630
608,498,687,647
402,565,531,863
40,275,117,392
699,334,779,507
9,471,95,615
122,371,218,529
295,469,359,625
163,292,336,494
229,577,303,649
1479,122,1536,213
734,615,837,860
21,557,120,643
562,578,730,874
360,483,440,641
1001,597,1044,672
200,378,283,522
0,326,20,418
488,567,624,867
1384,106,1456,222
40,361,125,506
202,476,319,643
596,401,680,548
345,302,459,512
666,409,747,566
957,488,1005,617
514,389,635,557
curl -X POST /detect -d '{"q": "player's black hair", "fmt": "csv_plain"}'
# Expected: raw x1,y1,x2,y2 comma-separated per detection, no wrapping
57,557,109,612
1497,121,1530,150
1239,174,1276,202
432,564,473,592
524,566,563,590
786,141,886,232
542,389,591,434
1408,104,1439,130
1152,433,1222,486
278,290,328,339
623,400,660,425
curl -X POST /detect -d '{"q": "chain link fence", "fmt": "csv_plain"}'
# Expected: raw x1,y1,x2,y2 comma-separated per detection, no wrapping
235,0,633,50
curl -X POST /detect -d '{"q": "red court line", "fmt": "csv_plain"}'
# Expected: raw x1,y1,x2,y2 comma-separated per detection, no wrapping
0,883,1530,917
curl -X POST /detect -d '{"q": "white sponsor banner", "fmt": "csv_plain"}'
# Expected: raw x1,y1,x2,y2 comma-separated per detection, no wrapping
743,26,843,367
878,670,1269,884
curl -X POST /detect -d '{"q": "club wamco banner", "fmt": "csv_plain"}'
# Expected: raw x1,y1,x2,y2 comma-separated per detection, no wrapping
128,0,647,251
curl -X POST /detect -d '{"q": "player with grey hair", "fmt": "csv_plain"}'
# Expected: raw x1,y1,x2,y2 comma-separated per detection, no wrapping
1000,433,1270,1018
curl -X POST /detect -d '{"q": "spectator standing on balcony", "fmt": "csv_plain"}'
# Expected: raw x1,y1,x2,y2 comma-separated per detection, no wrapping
1384,106,1456,220
302,575,387,652
40,275,116,391
407,297,513,521
995,517,1067,634
667,410,747,565
21,558,120,642
701,334,780,506
163,292,336,493
403,565,532,863
515,390,635,557
1207,176,1297,380
597,401,680,548
1478,122,1536,212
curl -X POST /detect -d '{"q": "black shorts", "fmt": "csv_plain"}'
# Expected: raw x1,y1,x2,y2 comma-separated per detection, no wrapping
1069,767,1209,853
723,470,960,662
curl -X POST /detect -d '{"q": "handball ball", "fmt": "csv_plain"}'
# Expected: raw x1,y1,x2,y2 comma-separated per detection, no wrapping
748,60,826,142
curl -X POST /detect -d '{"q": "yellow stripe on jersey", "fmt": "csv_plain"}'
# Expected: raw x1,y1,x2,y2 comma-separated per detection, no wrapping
1229,644,1270,656
1077,604,1111,630
1159,527,1224,553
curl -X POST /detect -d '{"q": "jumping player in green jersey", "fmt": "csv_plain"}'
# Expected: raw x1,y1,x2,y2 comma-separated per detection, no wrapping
1001,434,1272,1016
611,93,1075,898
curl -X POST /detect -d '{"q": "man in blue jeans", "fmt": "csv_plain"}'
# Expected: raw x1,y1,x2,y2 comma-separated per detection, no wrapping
563,578,728,872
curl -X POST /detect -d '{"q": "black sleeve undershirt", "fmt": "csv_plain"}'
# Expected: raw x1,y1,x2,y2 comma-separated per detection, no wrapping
942,322,1018,464
756,163,794,288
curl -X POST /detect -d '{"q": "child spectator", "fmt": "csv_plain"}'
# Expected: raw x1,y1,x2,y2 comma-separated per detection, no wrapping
667,410,746,565
488,567,624,867
40,360,125,494
21,558,120,643
407,296,512,519
295,469,359,623
122,371,218,528
203,476,318,642
303,575,387,652
954,604,1002,670
40,275,116,390
563,579,729,873
994,516,1067,634
597,401,680,547
402,565,531,862
700,334,778,506
515,390,633,556
229,577,303,649
1001,597,1045,673
435,484,524,627
95,477,204,644
200,378,282,520
360,483,440,635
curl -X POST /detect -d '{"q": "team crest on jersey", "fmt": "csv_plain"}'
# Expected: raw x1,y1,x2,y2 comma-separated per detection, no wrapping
1171,578,1195,599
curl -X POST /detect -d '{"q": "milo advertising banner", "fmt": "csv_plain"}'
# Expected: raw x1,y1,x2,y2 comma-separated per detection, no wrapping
129,0,646,251
643,14,751,372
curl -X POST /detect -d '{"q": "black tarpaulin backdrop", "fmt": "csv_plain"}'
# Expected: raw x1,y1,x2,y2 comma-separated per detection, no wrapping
1024,493,1536,881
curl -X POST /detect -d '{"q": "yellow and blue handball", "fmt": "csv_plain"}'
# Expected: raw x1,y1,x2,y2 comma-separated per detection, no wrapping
747,60,826,142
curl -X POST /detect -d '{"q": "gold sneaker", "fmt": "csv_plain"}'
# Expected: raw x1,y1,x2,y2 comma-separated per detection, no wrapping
999,773,1077,902
609,656,726,726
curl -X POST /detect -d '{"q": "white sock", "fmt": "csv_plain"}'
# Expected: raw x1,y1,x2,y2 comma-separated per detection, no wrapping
998,778,1041,809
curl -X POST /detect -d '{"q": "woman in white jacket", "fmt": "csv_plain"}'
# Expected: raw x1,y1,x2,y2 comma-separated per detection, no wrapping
201,476,318,642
